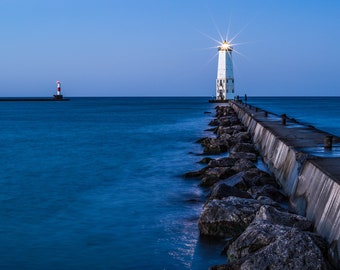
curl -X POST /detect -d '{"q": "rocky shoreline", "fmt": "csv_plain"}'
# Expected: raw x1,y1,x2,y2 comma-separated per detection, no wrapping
185,105,334,270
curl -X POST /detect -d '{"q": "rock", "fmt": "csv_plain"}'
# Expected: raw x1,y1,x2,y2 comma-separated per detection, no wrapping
217,133,232,147
200,137,228,154
243,168,271,180
255,205,313,231
230,125,247,133
215,125,246,136
196,137,209,144
227,116,241,126
256,196,282,209
200,167,236,187
204,144,222,155
198,157,213,164
229,152,257,162
215,106,234,118
233,131,252,143
233,229,328,270
210,262,242,270
227,220,291,260
231,159,256,172
208,157,238,168
209,119,221,126
230,143,258,155
217,133,233,141
248,185,286,202
219,172,245,187
208,183,252,201
198,137,216,146
183,167,208,178
304,232,330,257
198,197,262,237
248,174,280,189
216,126,235,136
238,168,277,190
200,175,220,187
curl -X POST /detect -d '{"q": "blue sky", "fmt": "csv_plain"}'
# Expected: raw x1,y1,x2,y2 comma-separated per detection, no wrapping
0,0,339,97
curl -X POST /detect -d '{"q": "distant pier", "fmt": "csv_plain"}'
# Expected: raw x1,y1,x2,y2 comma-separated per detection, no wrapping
0,97,69,102
230,100,340,265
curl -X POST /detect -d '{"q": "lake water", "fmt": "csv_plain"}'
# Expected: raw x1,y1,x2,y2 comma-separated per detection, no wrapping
1,96,339,269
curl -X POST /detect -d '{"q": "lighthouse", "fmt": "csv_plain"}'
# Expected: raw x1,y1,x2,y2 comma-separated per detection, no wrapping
215,40,235,101
53,81,64,100
57,81,61,95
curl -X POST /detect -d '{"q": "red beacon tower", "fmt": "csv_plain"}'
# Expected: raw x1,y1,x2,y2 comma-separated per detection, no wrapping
53,81,64,100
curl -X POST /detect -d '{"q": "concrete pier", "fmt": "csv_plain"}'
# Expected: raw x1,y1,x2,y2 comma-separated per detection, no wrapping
230,101,340,265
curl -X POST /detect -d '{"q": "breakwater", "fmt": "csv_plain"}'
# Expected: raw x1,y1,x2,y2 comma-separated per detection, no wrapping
230,101,340,267
0,97,70,101
186,104,335,269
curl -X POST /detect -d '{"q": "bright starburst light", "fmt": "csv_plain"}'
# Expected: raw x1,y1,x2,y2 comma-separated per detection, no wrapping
197,22,249,66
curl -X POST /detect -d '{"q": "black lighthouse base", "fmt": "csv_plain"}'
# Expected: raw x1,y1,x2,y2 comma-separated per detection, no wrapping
53,94,64,100
208,99,229,103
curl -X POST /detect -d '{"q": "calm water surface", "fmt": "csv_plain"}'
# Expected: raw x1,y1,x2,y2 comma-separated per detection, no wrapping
0,97,224,270
1,96,339,269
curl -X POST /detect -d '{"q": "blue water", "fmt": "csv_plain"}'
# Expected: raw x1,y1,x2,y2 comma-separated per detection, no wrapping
1,96,340,270
0,97,225,270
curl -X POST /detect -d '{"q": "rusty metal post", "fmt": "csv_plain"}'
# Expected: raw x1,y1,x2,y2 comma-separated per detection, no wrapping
324,135,333,150
281,114,287,125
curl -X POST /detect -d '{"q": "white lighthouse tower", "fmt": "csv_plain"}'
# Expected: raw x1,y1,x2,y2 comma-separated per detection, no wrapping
215,40,235,100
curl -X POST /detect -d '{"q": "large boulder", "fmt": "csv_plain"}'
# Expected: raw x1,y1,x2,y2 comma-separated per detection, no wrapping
230,143,258,155
200,167,236,187
199,137,225,154
229,152,257,162
215,125,247,136
217,133,232,147
255,205,313,231
247,185,286,202
198,197,262,237
209,119,221,126
201,138,223,154
256,196,282,209
216,126,236,136
233,131,252,143
183,167,208,178
208,157,238,168
231,159,256,172
233,229,328,270
198,157,213,164
237,168,278,190
219,172,245,187
208,183,252,201
227,220,291,259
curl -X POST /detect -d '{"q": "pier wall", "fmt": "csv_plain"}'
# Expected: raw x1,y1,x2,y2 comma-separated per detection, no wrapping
230,102,340,263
